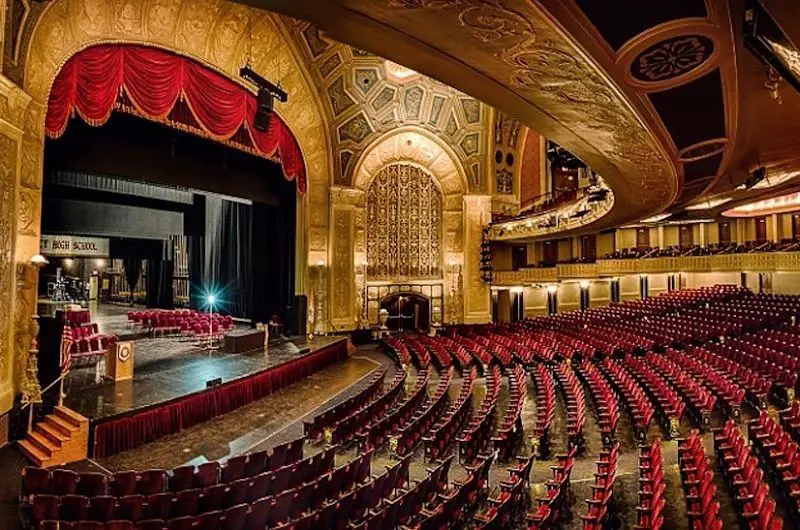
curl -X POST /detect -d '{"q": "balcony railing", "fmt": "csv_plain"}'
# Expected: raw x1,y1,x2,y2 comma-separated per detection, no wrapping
492,251,800,285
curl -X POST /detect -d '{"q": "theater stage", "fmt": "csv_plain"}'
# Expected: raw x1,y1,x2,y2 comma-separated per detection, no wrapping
62,334,345,422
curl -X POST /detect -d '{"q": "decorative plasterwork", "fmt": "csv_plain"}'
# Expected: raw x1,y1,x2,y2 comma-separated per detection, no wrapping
257,0,679,232
284,19,489,191
630,35,715,83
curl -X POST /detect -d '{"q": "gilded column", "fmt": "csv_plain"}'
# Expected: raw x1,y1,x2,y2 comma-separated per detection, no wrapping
463,195,492,324
330,204,355,330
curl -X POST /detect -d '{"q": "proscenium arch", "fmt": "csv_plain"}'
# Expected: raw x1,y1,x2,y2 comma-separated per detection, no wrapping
24,0,331,186
8,0,335,391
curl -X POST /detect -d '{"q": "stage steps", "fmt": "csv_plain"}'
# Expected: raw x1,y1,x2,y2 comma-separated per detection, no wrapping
19,406,89,467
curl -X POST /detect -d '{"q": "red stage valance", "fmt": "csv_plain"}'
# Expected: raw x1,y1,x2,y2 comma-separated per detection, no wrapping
45,44,307,193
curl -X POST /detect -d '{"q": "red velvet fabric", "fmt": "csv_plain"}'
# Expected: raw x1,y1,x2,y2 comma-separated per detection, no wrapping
45,44,306,192
91,340,347,458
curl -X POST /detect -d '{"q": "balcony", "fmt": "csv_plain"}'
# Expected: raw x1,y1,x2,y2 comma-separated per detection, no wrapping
493,251,800,285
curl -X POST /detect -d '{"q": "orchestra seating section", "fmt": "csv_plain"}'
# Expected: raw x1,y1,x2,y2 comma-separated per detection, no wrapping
127,309,235,339
20,285,800,529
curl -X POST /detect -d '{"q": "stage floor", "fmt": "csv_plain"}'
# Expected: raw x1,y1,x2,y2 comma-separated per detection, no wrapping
62,329,345,421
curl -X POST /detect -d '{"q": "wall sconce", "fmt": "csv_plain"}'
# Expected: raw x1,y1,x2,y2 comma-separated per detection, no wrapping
546,284,559,294
579,280,590,289
31,254,49,267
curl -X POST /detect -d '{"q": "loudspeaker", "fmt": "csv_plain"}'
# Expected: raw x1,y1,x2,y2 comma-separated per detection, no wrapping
254,89,273,132
292,294,308,336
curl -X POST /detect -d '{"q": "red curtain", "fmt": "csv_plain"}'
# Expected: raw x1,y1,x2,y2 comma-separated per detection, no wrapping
45,44,307,193
91,340,347,458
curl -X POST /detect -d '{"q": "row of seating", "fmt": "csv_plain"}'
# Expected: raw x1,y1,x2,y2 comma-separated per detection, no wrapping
748,411,800,515
424,367,476,461
23,439,305,501
330,369,406,445
302,368,386,440
575,359,619,446
713,420,783,530
395,368,453,457
664,348,744,421
621,355,686,437
677,429,722,529
356,368,430,451
407,454,494,529
472,455,532,529
780,400,800,444
526,446,576,529
458,364,501,464
553,362,585,451
68,322,118,366
581,442,620,530
599,359,654,441
705,341,798,399
646,352,716,428
531,363,556,455
29,445,349,530
685,345,771,409
636,440,665,530
493,364,526,461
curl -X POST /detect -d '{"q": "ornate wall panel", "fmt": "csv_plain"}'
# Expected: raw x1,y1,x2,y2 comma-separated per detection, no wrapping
331,206,354,328
463,195,491,324
366,164,442,280
0,122,20,413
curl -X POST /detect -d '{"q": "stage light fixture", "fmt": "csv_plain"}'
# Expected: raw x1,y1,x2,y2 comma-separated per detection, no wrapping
240,65,287,133
207,294,217,306
254,88,274,132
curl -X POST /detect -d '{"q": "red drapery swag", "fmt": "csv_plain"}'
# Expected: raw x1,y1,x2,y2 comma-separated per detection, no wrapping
45,44,307,193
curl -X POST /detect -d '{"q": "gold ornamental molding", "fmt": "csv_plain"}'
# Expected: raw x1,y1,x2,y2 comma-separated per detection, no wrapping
240,0,679,230
493,253,800,285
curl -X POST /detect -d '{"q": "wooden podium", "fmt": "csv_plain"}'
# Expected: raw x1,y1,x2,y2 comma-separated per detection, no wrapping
105,341,135,381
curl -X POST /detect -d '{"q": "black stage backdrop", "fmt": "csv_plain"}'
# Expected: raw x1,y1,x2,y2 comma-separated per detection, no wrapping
45,113,298,327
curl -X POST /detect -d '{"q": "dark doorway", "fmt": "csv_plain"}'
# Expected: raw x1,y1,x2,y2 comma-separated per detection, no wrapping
636,228,650,249
755,216,767,243
511,245,527,270
719,221,731,244
380,292,431,332
679,225,694,249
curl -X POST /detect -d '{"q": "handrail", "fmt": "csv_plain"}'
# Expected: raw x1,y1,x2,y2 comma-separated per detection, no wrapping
20,371,69,410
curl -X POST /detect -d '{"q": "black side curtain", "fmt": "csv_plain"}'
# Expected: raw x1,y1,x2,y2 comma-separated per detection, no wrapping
122,257,141,303
203,196,253,318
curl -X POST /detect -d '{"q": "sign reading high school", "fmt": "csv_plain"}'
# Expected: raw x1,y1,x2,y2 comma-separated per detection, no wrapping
40,235,110,257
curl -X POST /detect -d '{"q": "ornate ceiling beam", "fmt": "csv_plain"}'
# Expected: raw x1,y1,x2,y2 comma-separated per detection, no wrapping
237,0,679,231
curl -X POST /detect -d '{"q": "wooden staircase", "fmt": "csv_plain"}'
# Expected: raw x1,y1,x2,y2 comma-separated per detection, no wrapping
18,406,89,467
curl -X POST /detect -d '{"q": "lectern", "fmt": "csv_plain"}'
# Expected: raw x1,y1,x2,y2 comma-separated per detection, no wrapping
105,341,135,381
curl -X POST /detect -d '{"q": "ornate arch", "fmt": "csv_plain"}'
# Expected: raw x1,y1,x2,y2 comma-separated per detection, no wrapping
7,0,334,393
23,0,330,190
352,127,469,198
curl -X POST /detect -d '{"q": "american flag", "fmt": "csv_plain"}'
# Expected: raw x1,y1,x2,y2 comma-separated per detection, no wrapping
60,325,74,373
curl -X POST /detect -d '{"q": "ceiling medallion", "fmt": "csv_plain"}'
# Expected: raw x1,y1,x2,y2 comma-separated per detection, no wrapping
631,35,714,83
678,138,726,162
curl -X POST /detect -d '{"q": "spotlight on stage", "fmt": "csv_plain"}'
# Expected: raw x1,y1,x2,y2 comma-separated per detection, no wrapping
206,294,217,306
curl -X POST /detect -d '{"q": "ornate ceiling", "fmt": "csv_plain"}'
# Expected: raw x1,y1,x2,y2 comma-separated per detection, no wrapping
283,19,490,191
239,0,681,234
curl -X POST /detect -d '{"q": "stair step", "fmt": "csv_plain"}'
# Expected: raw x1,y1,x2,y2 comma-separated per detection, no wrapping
46,415,78,436
36,422,68,447
18,440,47,467
54,406,87,427
26,432,55,457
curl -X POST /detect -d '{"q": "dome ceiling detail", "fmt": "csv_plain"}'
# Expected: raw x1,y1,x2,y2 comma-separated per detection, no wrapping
284,19,489,190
